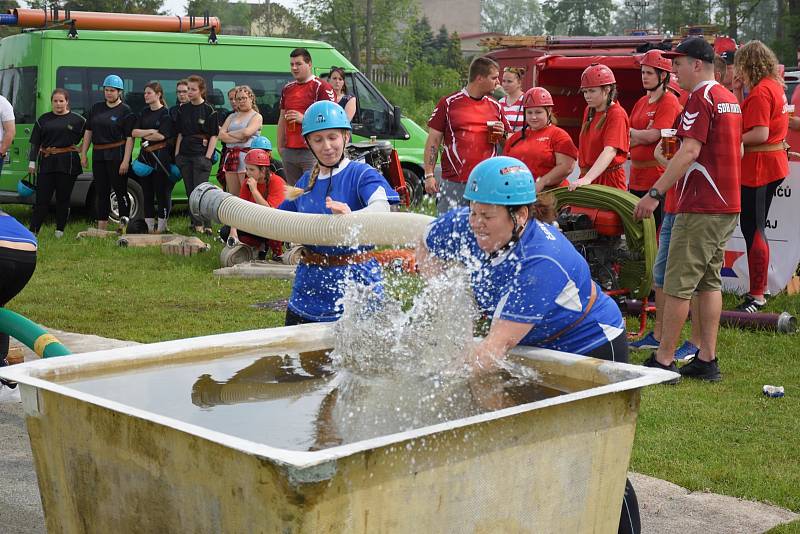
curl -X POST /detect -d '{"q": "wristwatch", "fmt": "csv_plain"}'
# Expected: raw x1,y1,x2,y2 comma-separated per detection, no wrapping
648,187,665,201
424,173,435,181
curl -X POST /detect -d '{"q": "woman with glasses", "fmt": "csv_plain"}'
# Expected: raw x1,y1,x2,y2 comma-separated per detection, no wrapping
329,67,357,121
499,67,526,132
218,85,263,195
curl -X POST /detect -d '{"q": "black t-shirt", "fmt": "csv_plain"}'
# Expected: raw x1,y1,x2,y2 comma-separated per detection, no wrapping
135,106,175,166
85,101,134,161
28,111,86,176
175,101,219,157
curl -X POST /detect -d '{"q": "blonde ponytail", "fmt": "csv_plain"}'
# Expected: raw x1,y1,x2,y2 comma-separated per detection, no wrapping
284,163,321,200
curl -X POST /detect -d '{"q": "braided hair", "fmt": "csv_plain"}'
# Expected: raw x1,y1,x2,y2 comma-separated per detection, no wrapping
582,84,618,134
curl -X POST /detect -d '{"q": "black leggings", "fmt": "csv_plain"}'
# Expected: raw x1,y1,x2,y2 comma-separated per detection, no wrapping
140,169,172,220
740,179,783,297
29,172,77,233
93,159,129,221
586,331,630,363
284,308,318,326
176,154,213,227
0,248,37,361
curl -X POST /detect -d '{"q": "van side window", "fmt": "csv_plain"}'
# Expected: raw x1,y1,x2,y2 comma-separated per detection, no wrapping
58,67,197,116
0,67,37,124
351,73,392,136
207,72,292,125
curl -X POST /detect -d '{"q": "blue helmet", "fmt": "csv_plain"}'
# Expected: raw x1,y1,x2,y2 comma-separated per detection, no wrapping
464,156,537,206
168,163,182,184
250,136,273,151
131,160,154,177
301,100,351,136
17,179,35,198
102,74,124,90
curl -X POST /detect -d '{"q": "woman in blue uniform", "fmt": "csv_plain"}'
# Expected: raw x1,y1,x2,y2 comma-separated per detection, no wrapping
80,74,135,231
416,156,640,534
279,100,399,325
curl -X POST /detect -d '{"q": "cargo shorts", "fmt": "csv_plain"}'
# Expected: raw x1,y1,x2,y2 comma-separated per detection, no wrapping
663,212,739,300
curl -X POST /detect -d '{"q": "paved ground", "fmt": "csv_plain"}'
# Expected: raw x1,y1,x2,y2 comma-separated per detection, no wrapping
1,330,797,533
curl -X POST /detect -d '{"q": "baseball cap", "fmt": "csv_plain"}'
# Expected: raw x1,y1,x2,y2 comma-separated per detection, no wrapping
664,38,715,63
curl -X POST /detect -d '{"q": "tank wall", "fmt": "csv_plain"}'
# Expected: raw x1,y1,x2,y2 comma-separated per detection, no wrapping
25,383,639,533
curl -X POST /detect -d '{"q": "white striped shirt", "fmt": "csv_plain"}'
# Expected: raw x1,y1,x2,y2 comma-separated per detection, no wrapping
499,94,525,132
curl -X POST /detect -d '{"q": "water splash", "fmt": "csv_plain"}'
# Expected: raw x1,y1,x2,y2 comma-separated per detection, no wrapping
319,268,541,445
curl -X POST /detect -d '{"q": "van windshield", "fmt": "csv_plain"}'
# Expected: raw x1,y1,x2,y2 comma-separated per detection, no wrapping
0,67,37,124
57,67,291,124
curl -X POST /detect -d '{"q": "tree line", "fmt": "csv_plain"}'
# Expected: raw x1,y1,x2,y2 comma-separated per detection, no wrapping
3,0,797,68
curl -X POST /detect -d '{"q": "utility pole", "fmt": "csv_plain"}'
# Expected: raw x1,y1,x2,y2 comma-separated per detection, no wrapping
625,0,650,30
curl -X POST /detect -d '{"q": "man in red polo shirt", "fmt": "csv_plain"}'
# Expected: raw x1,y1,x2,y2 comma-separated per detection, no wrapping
278,48,336,185
424,56,510,215
634,37,742,383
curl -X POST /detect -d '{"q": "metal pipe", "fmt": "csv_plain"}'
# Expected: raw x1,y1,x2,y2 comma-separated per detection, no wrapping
6,8,221,33
623,299,797,334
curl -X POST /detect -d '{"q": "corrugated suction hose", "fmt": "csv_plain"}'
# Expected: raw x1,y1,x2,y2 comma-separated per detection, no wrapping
190,182,434,247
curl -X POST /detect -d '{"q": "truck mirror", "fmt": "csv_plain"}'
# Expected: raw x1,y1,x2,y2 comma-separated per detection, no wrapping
393,105,403,133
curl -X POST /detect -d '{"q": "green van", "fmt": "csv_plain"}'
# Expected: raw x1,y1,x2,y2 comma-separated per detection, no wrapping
0,29,428,218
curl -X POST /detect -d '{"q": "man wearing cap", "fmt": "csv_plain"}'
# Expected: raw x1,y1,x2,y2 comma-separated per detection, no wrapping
633,38,742,383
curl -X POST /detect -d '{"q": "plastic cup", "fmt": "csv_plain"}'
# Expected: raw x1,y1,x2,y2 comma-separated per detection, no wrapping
661,129,678,160
787,104,795,119
487,121,503,144
286,119,298,134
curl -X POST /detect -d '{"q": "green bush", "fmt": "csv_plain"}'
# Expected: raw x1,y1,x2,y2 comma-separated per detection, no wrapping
377,64,462,127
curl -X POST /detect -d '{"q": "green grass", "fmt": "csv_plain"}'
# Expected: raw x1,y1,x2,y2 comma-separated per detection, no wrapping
4,202,800,518
4,204,292,342
626,290,800,513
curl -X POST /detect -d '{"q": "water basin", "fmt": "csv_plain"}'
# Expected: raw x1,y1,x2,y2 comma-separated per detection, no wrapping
0,322,677,533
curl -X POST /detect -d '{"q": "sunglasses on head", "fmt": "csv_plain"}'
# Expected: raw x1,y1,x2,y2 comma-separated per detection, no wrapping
504,67,526,76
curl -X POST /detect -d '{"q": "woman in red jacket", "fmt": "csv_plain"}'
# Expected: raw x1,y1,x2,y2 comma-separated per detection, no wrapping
503,87,577,193
734,40,790,312
571,63,630,190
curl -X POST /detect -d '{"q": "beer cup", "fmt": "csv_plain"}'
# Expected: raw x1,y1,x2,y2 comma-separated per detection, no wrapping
661,129,678,160
487,121,503,144
788,104,796,119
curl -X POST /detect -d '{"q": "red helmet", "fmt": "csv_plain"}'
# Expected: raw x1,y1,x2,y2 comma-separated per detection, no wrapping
244,149,271,167
713,36,737,54
667,79,684,97
522,87,554,108
638,50,672,72
580,63,616,89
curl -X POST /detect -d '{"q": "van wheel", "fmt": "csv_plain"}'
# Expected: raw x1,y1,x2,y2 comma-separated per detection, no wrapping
403,168,424,206
109,179,145,222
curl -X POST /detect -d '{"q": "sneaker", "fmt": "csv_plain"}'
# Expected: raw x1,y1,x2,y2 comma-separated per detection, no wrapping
54,230,64,239
630,331,660,350
674,340,699,361
642,353,681,385
679,353,722,382
736,295,766,313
